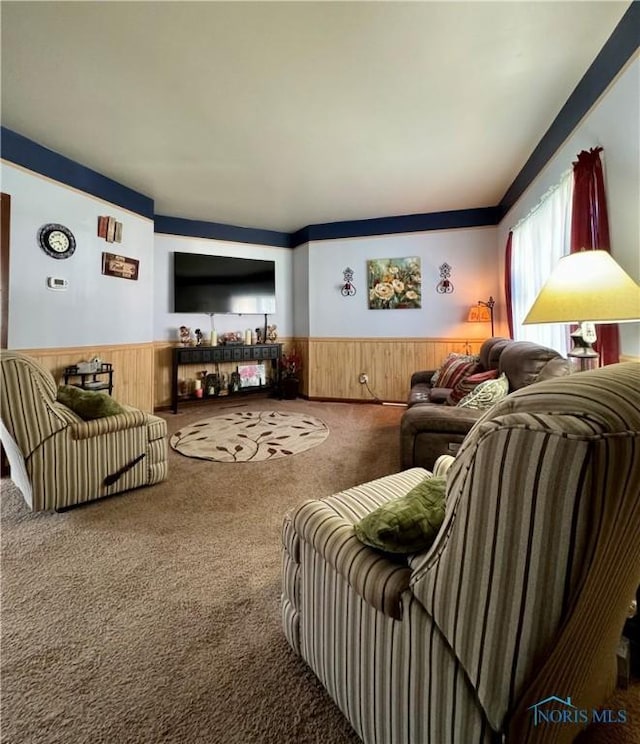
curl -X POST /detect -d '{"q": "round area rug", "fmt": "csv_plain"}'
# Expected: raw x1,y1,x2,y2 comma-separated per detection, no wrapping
170,410,329,462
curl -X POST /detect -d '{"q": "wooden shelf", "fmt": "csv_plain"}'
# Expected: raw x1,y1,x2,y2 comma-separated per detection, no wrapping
63,364,114,396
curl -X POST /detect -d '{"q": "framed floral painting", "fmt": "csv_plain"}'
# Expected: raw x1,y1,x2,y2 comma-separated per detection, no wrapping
367,257,422,309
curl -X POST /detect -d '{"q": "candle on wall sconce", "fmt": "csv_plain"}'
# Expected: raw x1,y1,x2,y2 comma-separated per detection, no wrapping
341,267,356,296
436,263,454,294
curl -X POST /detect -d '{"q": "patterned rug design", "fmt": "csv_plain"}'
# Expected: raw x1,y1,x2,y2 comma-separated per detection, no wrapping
170,410,329,462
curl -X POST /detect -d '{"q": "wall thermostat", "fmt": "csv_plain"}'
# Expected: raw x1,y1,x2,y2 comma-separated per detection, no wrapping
47,277,68,290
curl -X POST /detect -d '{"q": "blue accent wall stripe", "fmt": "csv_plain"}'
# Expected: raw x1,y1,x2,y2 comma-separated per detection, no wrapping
297,208,501,245
154,215,291,248
498,1,640,218
0,127,155,219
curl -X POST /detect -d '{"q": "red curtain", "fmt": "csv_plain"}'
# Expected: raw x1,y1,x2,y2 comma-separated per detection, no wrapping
570,147,619,365
504,231,514,339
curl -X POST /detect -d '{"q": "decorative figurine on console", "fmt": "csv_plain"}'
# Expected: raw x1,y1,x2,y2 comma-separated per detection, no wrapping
267,324,278,343
255,327,264,344
194,328,204,346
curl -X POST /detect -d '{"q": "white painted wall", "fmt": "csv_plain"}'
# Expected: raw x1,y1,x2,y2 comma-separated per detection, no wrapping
498,55,640,356
153,233,294,342
292,242,310,337
2,162,155,348
307,226,499,338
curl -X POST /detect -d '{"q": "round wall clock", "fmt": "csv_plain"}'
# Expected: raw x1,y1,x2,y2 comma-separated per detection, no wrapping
38,223,76,259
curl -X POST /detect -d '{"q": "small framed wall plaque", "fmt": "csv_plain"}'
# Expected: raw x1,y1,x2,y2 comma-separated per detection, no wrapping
97,216,123,242
102,252,139,281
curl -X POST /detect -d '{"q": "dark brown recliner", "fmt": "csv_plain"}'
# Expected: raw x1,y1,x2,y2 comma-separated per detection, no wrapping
401,338,571,470
407,337,510,407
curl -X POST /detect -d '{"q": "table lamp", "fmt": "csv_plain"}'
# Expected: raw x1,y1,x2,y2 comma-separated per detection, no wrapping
523,250,640,368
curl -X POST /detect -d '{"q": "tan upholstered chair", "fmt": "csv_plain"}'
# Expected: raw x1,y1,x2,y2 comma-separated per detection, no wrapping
282,362,640,744
0,350,168,511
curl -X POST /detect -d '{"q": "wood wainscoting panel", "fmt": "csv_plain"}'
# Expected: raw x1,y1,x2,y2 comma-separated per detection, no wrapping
307,337,484,403
154,342,174,409
18,343,155,412
152,337,483,409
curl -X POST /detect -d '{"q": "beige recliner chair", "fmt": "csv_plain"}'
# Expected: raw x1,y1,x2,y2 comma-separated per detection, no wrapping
282,362,640,743
1,350,168,511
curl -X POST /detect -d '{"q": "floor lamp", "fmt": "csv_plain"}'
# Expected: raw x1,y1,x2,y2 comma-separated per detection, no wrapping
523,251,640,370
467,296,495,337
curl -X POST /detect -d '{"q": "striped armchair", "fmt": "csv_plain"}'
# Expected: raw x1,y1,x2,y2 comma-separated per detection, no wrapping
0,350,168,511
282,362,640,744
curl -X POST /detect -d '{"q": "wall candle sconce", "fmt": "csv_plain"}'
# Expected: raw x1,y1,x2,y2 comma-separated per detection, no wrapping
467,296,496,336
341,267,356,296
436,263,454,293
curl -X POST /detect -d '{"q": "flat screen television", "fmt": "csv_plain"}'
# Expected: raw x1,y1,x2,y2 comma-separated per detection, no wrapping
173,252,276,314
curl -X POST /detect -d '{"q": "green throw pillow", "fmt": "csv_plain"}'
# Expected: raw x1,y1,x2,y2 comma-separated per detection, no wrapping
354,476,446,554
57,385,125,421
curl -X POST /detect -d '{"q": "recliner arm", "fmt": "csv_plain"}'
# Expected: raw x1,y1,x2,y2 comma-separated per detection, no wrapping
410,369,436,387
433,455,456,476
402,405,483,435
293,500,412,619
69,408,147,440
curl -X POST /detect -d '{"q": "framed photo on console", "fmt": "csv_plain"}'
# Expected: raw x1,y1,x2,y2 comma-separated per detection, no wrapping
238,363,266,388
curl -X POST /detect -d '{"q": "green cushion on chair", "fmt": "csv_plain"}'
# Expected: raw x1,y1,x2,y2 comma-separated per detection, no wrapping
57,385,125,421
354,476,446,554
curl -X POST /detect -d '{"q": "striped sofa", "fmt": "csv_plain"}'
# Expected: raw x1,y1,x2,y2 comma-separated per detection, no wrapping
0,350,168,511
282,362,640,744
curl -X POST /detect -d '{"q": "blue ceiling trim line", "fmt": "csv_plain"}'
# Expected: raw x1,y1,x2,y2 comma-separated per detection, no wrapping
498,1,640,219
290,226,311,247
291,207,501,247
154,215,291,248
0,127,154,219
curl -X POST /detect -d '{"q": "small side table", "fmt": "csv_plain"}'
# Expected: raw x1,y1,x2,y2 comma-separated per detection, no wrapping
63,363,114,395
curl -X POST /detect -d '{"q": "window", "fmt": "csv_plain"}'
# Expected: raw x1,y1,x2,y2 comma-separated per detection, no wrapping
510,171,573,355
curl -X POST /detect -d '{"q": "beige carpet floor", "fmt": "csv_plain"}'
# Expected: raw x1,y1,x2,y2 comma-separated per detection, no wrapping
1,397,638,744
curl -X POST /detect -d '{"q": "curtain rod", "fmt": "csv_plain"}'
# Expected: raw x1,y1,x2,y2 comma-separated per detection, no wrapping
510,167,572,233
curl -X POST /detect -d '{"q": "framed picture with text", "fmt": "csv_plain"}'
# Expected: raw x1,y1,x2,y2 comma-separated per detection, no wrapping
102,252,139,281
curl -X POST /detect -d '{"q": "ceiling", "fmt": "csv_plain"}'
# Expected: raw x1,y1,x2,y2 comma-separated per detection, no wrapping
0,1,632,233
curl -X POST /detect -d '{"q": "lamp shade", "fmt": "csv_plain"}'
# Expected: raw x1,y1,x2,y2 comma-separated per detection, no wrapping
523,250,640,325
467,305,491,323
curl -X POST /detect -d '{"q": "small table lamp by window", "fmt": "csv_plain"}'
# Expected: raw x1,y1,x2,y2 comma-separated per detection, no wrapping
468,296,495,336
523,250,640,370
